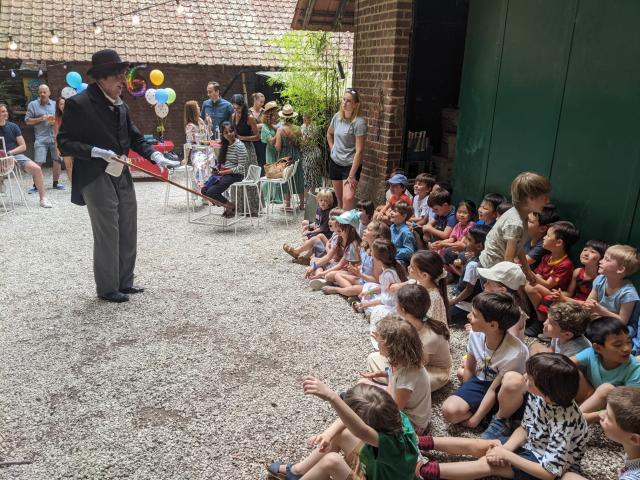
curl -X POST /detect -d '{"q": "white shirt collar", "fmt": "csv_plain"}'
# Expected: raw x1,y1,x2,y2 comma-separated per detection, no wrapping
97,83,123,106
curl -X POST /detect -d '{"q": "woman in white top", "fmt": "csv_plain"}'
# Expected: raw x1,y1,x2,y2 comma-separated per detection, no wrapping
326,88,367,209
202,122,248,218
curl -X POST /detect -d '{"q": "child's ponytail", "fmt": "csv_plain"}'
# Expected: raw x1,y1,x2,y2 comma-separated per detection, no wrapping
398,284,450,340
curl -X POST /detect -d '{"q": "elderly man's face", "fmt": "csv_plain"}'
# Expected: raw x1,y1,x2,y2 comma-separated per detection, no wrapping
99,70,126,100
38,85,51,103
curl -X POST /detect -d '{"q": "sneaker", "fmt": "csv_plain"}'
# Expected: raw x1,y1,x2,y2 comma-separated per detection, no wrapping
53,183,66,190
39,197,52,208
27,186,37,194
309,279,327,291
480,415,512,440
525,321,544,338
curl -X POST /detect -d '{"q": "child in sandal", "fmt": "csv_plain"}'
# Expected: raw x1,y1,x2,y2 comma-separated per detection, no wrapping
301,189,333,239
361,315,432,433
321,221,389,298
265,378,419,480
417,353,589,480
367,284,452,392
305,210,344,281
286,207,344,265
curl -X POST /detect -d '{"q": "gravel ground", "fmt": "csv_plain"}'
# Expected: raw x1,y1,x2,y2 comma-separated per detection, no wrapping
0,170,620,479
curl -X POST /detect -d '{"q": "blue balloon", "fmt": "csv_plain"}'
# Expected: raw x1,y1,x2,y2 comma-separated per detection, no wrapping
154,88,169,104
66,71,82,89
78,82,88,92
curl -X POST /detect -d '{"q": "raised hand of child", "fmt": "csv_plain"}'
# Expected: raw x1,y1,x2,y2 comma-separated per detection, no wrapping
303,376,334,401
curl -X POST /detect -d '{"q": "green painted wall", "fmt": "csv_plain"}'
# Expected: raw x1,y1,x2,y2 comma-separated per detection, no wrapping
454,0,640,248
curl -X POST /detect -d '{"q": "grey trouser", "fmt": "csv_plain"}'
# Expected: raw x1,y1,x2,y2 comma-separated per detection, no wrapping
82,170,137,296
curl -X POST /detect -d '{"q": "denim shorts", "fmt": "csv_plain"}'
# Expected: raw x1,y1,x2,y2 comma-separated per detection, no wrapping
512,448,540,480
34,141,58,164
13,154,32,168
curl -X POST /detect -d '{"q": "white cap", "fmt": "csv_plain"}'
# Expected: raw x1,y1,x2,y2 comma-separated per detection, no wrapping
477,261,526,291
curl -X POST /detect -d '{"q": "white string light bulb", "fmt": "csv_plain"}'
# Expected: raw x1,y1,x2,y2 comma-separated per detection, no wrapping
176,1,185,14
8,37,17,50
132,14,141,26
94,23,102,34
51,31,59,44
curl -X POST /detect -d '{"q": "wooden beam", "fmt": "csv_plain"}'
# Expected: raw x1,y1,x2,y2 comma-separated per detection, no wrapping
334,0,350,28
303,0,318,28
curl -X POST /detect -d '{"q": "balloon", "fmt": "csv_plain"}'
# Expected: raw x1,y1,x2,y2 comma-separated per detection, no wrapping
154,103,169,118
66,71,82,89
126,66,147,97
145,88,157,105
155,88,169,105
61,86,77,99
165,88,176,105
77,82,88,92
149,69,164,86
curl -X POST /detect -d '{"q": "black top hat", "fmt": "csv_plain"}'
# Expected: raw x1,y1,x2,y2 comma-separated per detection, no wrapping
87,49,129,77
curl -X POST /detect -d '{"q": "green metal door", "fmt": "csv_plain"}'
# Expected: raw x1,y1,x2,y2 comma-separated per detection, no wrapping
484,0,577,193
550,0,640,245
453,0,508,202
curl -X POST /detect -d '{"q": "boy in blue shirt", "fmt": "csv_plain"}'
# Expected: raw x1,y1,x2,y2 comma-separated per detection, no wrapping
389,201,415,266
476,192,506,228
571,317,640,424
423,189,456,244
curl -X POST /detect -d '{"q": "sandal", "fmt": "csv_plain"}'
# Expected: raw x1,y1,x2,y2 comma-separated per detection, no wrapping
265,462,302,480
292,255,311,266
352,302,365,313
283,243,299,259
347,296,359,305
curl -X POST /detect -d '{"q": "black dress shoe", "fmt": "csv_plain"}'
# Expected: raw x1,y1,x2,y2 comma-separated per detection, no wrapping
99,291,130,303
119,286,145,294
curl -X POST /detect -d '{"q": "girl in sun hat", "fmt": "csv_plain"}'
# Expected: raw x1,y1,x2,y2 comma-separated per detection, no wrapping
274,104,305,211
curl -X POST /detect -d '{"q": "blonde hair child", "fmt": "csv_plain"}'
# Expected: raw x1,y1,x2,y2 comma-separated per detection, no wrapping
305,208,344,280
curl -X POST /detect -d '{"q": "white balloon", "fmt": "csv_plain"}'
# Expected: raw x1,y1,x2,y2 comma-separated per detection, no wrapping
61,86,77,99
154,103,169,119
145,88,157,105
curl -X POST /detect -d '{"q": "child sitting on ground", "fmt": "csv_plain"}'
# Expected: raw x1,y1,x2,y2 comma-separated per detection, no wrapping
375,173,412,223
479,172,551,287
265,378,419,480
368,285,452,392
417,353,589,480
310,210,361,291
571,317,640,423
389,201,416,266
422,190,456,243
361,316,432,433
524,204,560,270
448,225,491,324
476,192,506,228
442,292,529,439
287,207,343,265
562,386,640,480
410,174,436,250
321,221,389,299
301,188,333,239
584,244,640,337
530,302,591,357
525,220,578,337
304,208,344,278
356,199,374,238
452,261,528,339
431,200,477,259
353,239,407,322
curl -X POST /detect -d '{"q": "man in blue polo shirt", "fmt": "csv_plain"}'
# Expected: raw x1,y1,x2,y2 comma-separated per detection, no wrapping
25,84,65,191
200,81,233,137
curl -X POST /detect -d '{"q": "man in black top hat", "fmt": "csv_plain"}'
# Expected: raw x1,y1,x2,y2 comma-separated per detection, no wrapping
58,49,179,303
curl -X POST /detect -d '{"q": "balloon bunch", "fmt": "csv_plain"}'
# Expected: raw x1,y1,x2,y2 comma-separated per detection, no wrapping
144,69,176,119
126,66,147,97
61,71,88,99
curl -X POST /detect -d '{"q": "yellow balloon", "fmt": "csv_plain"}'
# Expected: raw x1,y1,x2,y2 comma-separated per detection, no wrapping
149,69,164,86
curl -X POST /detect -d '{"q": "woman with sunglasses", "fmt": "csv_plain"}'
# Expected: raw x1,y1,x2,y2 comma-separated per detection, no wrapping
326,88,367,209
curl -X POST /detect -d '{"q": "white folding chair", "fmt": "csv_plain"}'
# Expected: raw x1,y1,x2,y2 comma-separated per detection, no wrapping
259,160,301,226
0,155,30,214
163,143,194,214
228,164,263,227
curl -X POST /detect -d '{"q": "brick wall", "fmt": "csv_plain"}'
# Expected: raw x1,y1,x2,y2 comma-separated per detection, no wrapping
46,62,270,156
353,0,413,204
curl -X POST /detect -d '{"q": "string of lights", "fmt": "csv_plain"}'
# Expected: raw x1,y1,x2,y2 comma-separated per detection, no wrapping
1,0,188,50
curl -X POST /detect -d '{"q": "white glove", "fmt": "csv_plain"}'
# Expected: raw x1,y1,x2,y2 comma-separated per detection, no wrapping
91,147,119,162
151,151,180,172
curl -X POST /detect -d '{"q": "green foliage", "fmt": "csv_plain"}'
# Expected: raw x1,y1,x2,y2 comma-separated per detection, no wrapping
0,80,24,109
268,31,348,135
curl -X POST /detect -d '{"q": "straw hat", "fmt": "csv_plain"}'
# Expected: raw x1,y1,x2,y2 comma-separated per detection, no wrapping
278,104,298,119
263,101,278,113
